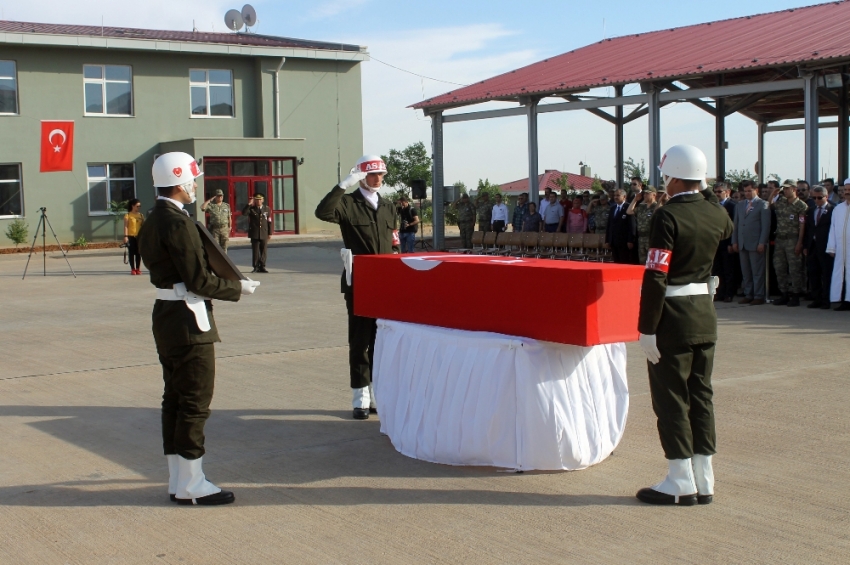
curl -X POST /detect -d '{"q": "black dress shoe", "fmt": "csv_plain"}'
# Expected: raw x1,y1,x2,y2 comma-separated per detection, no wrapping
174,490,235,506
636,487,698,506
353,408,369,420
250,268,257,273
258,267,269,273
369,405,378,414
807,300,823,309
821,302,832,310
170,494,177,502
836,302,850,311
698,494,713,505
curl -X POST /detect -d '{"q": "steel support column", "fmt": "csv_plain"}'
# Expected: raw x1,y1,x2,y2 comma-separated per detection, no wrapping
757,122,766,185
715,76,726,180
430,112,445,250
839,71,849,183
803,72,820,185
647,86,661,188
615,85,624,188
526,98,540,205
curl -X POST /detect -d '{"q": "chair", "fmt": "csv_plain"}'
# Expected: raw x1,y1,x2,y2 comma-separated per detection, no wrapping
508,231,532,257
495,232,520,256
568,233,588,261
522,232,541,257
470,231,485,254
583,233,603,262
552,232,572,260
537,232,556,259
480,231,499,255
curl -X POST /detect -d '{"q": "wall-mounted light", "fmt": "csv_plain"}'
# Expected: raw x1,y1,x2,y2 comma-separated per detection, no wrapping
298,157,305,165
825,73,844,89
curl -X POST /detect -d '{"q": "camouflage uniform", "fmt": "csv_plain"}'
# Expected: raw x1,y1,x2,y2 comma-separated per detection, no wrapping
455,200,477,248
477,201,493,233
772,196,807,294
205,202,231,251
635,202,660,264
592,205,610,235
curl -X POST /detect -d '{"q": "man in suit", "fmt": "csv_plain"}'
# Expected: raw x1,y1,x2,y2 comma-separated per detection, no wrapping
606,188,636,264
804,186,835,309
712,182,737,302
731,180,771,305
242,193,272,273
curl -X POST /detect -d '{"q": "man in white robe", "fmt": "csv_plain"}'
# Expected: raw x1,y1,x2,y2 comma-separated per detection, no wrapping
826,181,850,310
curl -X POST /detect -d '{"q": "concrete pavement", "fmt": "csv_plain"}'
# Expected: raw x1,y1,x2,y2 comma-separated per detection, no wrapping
0,245,848,564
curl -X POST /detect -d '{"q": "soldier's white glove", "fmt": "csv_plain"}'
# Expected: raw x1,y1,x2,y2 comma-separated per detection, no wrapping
639,333,661,365
339,170,367,189
240,278,261,295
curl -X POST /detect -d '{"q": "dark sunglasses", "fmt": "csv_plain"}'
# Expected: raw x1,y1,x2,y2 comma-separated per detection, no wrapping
814,196,826,200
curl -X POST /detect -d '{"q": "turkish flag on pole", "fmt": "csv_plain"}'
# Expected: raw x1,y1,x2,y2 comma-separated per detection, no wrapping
40,121,75,172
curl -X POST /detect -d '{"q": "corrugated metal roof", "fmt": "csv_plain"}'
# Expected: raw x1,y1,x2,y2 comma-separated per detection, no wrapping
500,170,595,194
414,1,850,111
0,20,362,52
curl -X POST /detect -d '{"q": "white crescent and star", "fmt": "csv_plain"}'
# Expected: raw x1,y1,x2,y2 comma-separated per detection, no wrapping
48,129,67,153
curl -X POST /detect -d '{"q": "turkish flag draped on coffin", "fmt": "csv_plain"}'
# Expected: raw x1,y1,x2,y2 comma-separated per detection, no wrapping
40,121,75,172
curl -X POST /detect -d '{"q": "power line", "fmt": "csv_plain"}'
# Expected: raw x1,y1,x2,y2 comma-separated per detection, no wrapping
369,56,468,87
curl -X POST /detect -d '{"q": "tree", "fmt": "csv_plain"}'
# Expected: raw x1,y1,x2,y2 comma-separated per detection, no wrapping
5,218,28,248
624,157,647,185
475,178,502,200
724,169,758,190
555,173,573,193
591,176,605,193
382,141,432,194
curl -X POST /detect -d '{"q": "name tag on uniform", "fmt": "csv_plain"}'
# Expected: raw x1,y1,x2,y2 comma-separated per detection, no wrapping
646,248,672,273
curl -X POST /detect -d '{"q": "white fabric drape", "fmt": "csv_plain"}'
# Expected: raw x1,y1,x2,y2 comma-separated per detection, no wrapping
827,201,849,302
373,320,629,471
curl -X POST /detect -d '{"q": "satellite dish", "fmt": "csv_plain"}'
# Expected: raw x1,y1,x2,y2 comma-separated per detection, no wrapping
224,9,244,31
241,4,258,27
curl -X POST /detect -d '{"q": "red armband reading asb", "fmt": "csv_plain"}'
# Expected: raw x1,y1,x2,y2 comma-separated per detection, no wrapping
646,248,672,273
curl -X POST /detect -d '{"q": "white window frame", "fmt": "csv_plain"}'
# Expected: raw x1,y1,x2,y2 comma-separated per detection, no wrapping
86,163,136,216
83,64,134,117
0,59,19,116
189,69,234,118
0,163,24,218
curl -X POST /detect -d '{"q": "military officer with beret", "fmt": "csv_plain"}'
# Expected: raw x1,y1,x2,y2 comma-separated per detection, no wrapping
139,152,260,506
636,145,733,506
771,180,808,307
242,193,272,273
201,189,231,252
626,185,660,265
454,193,477,249
315,154,398,420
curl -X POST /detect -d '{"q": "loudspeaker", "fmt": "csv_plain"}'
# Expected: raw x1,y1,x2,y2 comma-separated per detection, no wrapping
411,179,427,200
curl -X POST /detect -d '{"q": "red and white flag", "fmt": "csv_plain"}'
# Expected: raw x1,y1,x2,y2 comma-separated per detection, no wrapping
40,121,75,172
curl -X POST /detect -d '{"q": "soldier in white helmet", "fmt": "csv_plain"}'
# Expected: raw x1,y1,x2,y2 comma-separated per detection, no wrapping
138,152,260,505
636,145,733,506
315,155,399,419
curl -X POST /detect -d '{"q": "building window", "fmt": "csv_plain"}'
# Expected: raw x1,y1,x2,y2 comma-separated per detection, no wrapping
83,65,133,116
87,163,135,214
190,69,233,117
0,164,24,217
0,60,18,115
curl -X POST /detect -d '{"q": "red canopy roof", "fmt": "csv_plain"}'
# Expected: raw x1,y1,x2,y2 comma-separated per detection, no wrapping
500,170,595,195
413,2,850,111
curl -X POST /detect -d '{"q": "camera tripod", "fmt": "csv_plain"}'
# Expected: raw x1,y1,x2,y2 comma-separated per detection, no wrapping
413,196,432,250
22,207,76,279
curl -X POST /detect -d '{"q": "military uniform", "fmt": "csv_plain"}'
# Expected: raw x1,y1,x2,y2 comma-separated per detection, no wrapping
455,200,477,248
205,202,231,251
638,189,733,463
315,185,398,391
772,195,807,300
592,205,610,235
138,199,242,461
242,201,272,271
635,201,660,264
477,201,493,233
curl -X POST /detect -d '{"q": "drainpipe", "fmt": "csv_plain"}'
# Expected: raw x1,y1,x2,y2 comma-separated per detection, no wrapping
273,57,286,139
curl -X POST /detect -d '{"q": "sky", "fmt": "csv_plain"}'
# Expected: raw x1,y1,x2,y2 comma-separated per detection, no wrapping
1,0,839,187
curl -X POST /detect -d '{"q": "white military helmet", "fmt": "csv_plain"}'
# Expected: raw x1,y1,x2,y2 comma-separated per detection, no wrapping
152,152,203,187
658,145,707,182
354,155,387,175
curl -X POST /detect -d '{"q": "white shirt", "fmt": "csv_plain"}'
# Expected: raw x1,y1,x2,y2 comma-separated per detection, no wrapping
359,186,379,210
539,199,550,218
490,203,509,224
670,189,700,199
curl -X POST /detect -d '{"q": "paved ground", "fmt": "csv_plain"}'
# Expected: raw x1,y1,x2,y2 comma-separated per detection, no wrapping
1,245,848,564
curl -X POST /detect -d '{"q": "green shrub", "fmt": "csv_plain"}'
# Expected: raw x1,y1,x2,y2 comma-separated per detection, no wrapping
5,219,28,247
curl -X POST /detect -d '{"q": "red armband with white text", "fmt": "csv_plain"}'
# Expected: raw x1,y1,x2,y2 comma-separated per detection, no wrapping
646,248,672,273
392,229,400,246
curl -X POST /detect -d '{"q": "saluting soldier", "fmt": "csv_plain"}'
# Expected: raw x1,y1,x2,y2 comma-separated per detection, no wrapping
454,193,477,248
627,185,661,265
138,152,260,506
636,145,733,506
476,193,493,233
315,155,399,420
201,189,231,252
588,194,611,235
242,193,272,273
771,180,808,306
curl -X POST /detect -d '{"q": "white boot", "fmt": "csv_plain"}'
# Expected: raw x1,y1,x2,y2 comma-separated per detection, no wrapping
175,455,221,501
352,386,370,409
693,454,715,503
636,459,698,505
167,454,179,496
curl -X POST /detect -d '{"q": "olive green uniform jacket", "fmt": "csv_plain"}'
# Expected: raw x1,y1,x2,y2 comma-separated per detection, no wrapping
241,204,272,240
138,200,242,352
315,185,398,292
638,191,733,346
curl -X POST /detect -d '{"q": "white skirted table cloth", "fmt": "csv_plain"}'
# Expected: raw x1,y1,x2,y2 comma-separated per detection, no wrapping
373,319,629,471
